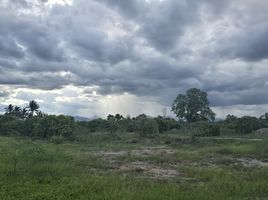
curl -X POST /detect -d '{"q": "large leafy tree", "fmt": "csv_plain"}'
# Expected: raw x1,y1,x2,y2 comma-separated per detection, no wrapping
172,88,215,123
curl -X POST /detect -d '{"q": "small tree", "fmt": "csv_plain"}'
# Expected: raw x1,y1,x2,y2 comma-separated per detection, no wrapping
107,120,118,134
107,114,115,121
114,114,124,122
155,116,179,133
225,114,238,123
260,113,268,120
235,116,262,134
5,104,14,115
137,118,159,137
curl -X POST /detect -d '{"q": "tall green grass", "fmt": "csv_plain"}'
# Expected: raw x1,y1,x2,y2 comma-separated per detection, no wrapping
0,136,267,199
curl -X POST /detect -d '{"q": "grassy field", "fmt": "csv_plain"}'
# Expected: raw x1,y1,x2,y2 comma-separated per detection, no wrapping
0,132,268,200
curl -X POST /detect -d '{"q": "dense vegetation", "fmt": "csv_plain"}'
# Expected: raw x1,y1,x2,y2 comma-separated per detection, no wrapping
1,88,268,143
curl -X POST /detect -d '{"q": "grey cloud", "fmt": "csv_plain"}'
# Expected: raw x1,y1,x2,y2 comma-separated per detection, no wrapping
16,22,65,62
101,0,201,51
1,0,268,115
27,73,75,90
69,28,131,64
217,25,268,61
101,0,146,18
138,0,200,51
204,0,268,62
0,66,76,90
209,89,268,107
0,9,65,62
0,35,25,59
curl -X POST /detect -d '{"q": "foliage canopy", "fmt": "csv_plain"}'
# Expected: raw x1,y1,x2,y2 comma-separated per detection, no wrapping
172,88,215,123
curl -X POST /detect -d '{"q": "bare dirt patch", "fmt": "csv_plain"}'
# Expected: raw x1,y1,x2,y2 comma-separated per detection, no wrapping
254,128,268,136
97,150,127,157
236,158,268,168
118,161,180,179
149,168,180,179
131,147,176,157
199,157,268,168
93,147,183,179
94,146,176,159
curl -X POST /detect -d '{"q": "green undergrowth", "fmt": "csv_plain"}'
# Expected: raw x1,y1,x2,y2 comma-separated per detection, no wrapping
0,134,267,200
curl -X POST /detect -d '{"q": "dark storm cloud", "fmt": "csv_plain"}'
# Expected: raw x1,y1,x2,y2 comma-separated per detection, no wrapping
0,8,65,62
209,89,268,107
69,28,132,64
101,0,145,18
217,25,268,61
1,0,268,113
205,0,268,62
101,0,201,51
138,0,201,51
19,29,65,62
0,35,25,59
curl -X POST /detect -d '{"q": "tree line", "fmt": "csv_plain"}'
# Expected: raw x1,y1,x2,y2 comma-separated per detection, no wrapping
1,88,268,143
4,100,43,118
1,100,75,143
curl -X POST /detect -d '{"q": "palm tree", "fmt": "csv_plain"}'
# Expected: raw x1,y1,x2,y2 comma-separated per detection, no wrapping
27,100,40,117
5,104,14,115
13,106,22,118
21,108,28,118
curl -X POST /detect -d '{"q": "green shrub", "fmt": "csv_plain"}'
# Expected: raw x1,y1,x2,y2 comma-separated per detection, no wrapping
0,115,76,140
107,120,119,134
137,118,159,137
235,116,262,134
208,124,221,136
50,135,64,144
0,116,23,136
154,116,179,133
79,118,108,132
193,121,220,136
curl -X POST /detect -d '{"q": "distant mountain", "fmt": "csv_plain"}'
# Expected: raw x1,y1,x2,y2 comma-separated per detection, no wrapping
74,116,90,122
74,115,100,122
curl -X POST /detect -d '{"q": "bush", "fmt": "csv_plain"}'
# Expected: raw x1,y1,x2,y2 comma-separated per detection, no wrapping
80,118,108,132
208,124,221,136
193,121,220,136
50,135,64,144
126,120,138,132
0,116,20,135
37,115,76,139
22,117,40,137
137,118,159,137
0,119,24,136
235,116,262,134
0,115,76,140
154,116,179,133
107,120,119,134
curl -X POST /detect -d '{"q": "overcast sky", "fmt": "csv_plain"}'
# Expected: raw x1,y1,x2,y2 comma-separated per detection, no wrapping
0,0,268,118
